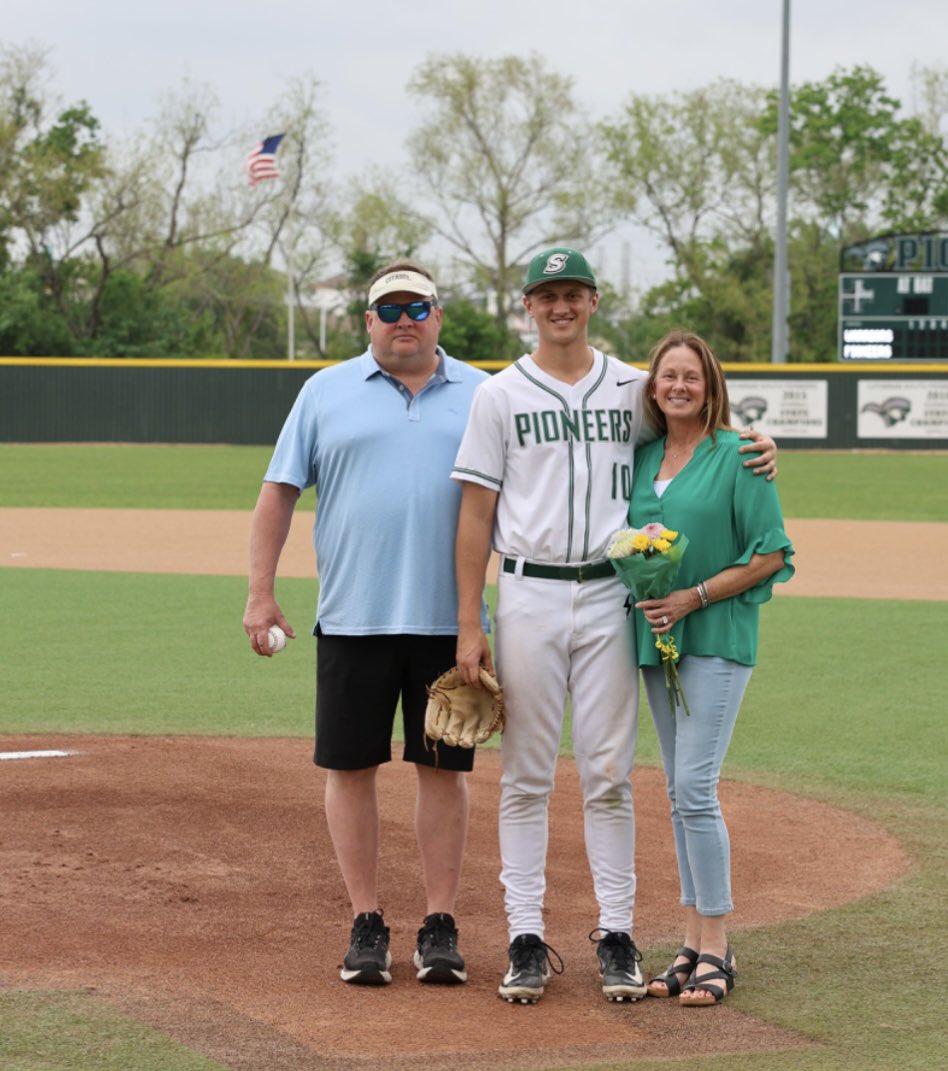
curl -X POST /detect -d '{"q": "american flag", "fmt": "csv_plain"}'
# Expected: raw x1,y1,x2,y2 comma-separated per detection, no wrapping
247,133,286,186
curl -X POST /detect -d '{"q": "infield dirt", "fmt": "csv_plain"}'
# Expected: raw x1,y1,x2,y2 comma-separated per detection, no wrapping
3,508,948,599
1,736,908,1071
0,507,931,1070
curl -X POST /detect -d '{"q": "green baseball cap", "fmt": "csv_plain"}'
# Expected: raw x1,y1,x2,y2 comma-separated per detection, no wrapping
523,247,597,294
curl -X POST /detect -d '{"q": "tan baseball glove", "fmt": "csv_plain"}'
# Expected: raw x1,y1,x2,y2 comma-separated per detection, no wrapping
424,666,505,749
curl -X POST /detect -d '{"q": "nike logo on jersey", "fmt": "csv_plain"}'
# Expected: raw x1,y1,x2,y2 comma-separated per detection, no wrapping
617,379,636,386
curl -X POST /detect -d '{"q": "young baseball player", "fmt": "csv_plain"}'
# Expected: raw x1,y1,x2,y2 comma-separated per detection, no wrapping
452,248,776,1004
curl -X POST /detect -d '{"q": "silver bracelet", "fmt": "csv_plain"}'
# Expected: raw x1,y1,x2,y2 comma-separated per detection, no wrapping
696,581,710,609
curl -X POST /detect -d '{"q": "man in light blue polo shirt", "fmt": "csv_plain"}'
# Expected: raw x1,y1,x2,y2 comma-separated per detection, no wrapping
243,260,489,989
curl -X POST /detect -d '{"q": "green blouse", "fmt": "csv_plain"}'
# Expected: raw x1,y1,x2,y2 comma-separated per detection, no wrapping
629,429,795,668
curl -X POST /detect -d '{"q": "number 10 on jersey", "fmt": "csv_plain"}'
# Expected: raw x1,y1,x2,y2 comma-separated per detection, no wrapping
612,463,632,501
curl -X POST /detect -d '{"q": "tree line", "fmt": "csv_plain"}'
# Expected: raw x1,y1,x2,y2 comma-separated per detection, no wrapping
1,44,945,363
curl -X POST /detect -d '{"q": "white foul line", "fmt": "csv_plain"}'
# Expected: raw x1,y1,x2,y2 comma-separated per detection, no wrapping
0,750,74,761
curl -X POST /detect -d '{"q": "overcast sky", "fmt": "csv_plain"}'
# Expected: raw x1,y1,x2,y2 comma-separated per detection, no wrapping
6,0,947,288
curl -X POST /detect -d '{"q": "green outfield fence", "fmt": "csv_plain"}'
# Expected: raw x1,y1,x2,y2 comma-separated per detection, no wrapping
2,357,947,448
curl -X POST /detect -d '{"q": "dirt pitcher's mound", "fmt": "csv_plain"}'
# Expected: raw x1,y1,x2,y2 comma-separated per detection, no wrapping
1,736,907,1071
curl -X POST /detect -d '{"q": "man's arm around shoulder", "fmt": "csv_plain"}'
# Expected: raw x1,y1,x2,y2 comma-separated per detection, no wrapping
737,428,778,479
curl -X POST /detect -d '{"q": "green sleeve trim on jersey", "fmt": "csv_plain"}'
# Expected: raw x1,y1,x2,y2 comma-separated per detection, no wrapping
453,466,502,488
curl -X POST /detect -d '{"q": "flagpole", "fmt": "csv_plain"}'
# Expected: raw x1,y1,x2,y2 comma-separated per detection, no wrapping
287,239,296,362
771,0,791,363
247,133,292,359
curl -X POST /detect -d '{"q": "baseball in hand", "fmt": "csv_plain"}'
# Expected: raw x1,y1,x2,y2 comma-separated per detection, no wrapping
267,625,287,653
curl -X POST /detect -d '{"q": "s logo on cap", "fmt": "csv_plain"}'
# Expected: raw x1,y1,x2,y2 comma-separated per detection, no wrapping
543,253,569,275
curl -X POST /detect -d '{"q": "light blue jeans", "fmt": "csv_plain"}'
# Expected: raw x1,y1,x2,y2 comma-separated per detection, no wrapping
642,655,752,916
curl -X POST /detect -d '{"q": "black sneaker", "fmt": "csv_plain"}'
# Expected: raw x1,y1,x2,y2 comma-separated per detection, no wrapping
589,928,646,1002
340,910,392,985
498,933,564,1004
413,912,467,984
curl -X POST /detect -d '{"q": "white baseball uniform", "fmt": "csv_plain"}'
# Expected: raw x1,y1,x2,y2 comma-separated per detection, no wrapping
452,350,651,940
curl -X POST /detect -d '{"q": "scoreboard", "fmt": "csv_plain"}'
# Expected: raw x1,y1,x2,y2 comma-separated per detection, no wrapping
839,272,948,361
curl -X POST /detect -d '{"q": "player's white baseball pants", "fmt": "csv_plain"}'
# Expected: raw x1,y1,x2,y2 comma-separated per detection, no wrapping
495,569,639,941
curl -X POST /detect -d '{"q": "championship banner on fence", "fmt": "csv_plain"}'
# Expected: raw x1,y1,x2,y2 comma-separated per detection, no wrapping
725,379,828,440
857,380,948,439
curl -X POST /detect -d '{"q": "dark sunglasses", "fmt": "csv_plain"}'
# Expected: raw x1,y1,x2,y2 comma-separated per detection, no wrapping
370,301,434,324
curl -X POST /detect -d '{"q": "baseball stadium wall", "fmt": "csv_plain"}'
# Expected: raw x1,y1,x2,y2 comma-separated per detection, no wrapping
1,357,947,449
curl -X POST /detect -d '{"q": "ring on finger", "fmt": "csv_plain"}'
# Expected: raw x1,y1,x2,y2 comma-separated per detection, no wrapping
661,615,669,626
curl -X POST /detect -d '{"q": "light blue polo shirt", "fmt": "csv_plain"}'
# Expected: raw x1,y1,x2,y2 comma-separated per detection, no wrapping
265,346,489,635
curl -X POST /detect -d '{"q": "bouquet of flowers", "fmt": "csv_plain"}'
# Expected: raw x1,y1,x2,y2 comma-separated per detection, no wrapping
607,524,691,716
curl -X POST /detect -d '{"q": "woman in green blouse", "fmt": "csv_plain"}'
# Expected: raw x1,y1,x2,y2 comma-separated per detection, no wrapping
630,330,794,1006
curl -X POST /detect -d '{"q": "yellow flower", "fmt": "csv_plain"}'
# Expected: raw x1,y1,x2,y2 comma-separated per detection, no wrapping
655,633,690,716
632,533,651,552
655,634,679,663
661,529,678,541
652,538,671,553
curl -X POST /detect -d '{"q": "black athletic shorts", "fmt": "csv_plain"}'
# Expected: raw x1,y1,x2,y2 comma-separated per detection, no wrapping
314,630,475,772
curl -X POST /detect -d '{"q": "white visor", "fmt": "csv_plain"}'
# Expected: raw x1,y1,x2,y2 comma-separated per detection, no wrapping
368,270,438,306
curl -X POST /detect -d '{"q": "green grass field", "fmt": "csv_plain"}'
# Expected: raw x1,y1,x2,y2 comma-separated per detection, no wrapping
1,443,946,520
2,445,946,1071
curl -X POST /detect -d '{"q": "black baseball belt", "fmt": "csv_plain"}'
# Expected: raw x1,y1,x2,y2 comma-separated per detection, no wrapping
501,557,615,583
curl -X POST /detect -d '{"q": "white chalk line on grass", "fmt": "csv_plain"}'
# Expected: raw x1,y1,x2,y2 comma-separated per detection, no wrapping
0,750,75,761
